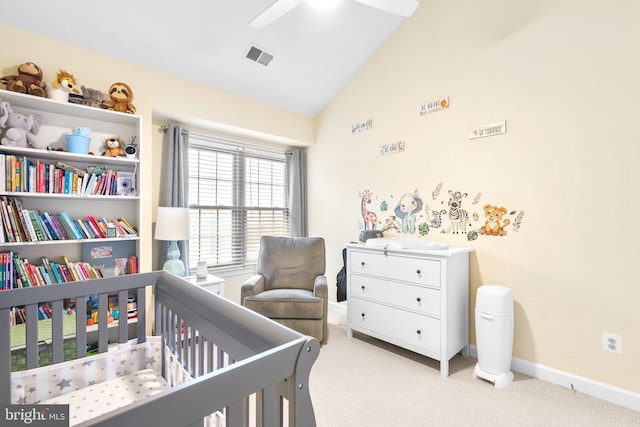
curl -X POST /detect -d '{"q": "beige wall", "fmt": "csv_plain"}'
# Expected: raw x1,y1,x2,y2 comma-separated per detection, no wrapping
0,22,314,296
2,0,639,395
307,0,640,393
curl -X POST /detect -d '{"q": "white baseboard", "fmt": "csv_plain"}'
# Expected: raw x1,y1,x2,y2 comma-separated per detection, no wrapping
467,345,640,412
329,303,639,411
329,301,347,315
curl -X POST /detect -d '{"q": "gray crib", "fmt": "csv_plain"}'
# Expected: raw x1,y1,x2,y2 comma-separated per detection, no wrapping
0,271,320,426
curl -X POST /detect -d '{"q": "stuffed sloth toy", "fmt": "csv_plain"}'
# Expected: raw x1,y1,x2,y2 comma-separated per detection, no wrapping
104,82,136,114
0,62,46,97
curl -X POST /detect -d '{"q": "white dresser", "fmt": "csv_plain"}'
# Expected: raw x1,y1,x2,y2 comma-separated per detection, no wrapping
346,241,472,377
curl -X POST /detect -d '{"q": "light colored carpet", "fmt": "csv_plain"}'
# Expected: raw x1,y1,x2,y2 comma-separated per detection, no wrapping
309,313,639,426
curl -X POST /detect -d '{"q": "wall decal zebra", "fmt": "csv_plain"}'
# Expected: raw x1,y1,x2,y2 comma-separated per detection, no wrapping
447,190,470,234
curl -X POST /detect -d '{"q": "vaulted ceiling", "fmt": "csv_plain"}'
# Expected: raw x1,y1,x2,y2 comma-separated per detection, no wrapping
1,0,417,116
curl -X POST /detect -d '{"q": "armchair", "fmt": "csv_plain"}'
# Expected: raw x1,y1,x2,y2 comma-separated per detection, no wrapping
241,236,328,344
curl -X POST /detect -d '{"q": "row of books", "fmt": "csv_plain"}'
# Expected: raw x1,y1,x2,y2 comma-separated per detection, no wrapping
11,304,56,325
0,154,132,196
0,196,137,243
0,252,112,290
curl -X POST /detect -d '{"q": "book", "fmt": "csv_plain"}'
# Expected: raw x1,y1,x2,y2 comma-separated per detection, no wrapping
41,212,62,240
55,161,86,177
117,217,138,235
0,154,4,193
7,198,27,241
59,212,83,239
61,256,77,281
0,198,15,242
86,215,105,238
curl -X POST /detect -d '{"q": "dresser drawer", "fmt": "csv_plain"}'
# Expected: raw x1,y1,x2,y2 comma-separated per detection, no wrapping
349,297,441,355
350,250,441,287
349,274,441,317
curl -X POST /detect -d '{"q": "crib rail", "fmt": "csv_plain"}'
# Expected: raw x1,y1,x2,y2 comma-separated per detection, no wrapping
1,271,320,427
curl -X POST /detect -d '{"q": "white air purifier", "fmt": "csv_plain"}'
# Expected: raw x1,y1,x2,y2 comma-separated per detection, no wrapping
474,285,514,388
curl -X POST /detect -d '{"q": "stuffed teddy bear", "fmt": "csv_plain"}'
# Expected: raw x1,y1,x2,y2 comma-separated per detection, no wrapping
102,136,125,157
45,69,80,102
0,101,48,149
81,85,105,108
0,62,46,97
104,82,136,114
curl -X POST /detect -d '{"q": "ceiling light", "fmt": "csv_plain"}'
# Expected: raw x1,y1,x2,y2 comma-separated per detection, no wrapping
307,0,340,10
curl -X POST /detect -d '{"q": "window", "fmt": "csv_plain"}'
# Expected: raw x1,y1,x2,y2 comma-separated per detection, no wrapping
188,137,289,271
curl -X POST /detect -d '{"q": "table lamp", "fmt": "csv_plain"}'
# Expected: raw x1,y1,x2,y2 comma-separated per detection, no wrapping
155,207,190,276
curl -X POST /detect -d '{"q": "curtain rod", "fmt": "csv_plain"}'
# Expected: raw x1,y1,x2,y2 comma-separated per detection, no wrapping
160,124,298,155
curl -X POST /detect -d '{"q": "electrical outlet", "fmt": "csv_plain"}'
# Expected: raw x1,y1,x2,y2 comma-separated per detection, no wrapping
602,333,622,354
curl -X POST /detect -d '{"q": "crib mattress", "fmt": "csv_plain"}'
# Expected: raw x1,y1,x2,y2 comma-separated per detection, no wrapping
39,368,170,426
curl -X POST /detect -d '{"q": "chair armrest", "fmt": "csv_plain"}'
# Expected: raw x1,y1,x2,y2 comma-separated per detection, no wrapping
313,275,328,300
241,274,265,303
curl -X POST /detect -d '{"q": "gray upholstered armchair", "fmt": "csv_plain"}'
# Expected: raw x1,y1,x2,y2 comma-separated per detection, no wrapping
241,236,328,345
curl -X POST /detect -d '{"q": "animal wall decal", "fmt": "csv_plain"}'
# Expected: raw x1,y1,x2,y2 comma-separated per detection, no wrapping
447,190,471,235
360,190,379,230
357,184,525,241
394,190,424,234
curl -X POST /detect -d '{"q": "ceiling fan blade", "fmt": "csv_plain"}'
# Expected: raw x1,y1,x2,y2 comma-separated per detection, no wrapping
249,0,304,28
354,0,420,17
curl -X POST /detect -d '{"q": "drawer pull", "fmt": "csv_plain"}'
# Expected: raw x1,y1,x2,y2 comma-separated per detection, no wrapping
416,297,421,303
361,285,366,290
416,269,421,275
416,330,421,335
361,261,366,267
361,313,366,319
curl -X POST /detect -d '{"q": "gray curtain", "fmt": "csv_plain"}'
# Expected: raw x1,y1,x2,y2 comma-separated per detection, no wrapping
286,150,307,237
159,124,189,268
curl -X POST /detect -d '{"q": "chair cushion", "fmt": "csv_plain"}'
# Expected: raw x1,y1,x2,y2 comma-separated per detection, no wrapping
243,289,323,319
258,236,325,291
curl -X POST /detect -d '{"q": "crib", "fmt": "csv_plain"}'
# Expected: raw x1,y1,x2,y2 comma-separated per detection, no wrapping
0,271,320,426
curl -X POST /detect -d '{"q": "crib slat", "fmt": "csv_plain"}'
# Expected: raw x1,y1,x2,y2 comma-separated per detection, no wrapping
136,287,146,342
25,303,38,370
0,307,10,404
51,300,64,364
257,385,279,427
98,293,109,352
227,400,245,427
75,295,88,359
117,290,128,343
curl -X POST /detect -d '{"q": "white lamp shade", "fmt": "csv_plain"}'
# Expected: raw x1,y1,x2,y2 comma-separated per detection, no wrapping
154,207,190,241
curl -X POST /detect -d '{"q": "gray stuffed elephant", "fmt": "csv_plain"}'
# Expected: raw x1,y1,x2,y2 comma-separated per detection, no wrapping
0,101,47,148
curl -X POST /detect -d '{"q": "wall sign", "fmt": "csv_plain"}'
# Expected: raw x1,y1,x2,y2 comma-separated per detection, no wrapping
468,120,506,139
352,119,373,134
420,97,449,115
380,141,404,155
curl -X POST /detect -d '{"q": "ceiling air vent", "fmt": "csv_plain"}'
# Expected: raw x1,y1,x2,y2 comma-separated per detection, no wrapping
245,44,274,66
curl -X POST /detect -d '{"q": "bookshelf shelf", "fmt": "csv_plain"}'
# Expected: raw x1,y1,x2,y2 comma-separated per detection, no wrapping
0,192,139,201
0,88,141,299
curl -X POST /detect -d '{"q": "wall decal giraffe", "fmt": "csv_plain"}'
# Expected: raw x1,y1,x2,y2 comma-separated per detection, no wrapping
361,190,379,230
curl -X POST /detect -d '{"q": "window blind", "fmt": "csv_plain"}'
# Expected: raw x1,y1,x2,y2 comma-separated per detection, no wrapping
188,138,289,270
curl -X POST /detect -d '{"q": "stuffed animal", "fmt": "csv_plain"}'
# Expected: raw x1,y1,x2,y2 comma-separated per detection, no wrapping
104,82,136,114
0,101,48,148
45,69,80,102
102,136,125,157
0,62,46,97
81,85,105,108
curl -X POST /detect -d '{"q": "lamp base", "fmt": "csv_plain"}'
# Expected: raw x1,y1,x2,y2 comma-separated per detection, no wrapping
163,240,186,277
162,258,186,277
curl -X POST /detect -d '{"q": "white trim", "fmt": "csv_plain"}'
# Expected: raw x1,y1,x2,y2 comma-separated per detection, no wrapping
467,345,640,412
329,304,640,411
329,301,347,316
